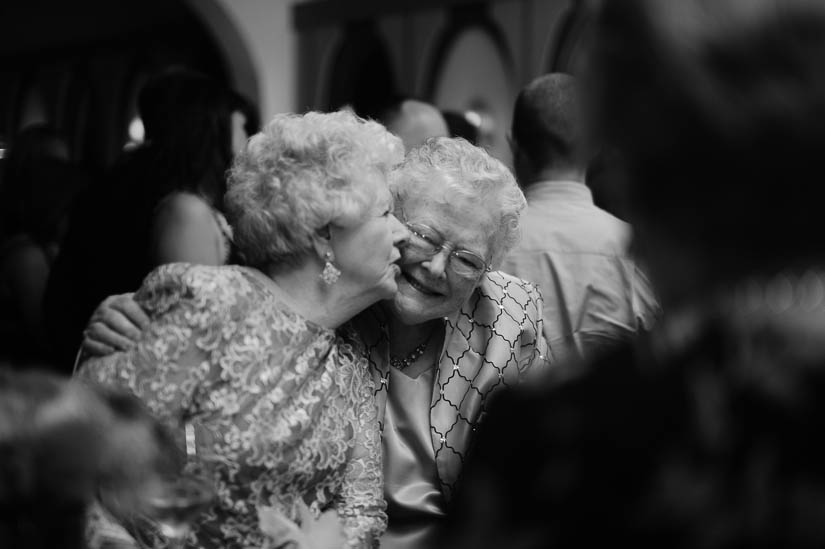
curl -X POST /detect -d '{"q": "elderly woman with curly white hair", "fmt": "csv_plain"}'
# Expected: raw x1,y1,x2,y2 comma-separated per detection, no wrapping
77,109,409,549
351,137,549,548
83,136,551,548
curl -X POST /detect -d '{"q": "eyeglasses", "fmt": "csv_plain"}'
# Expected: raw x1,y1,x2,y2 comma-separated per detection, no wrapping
401,218,491,279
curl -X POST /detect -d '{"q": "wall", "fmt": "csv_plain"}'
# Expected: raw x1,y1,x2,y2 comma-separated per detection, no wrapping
292,0,578,166
195,0,298,121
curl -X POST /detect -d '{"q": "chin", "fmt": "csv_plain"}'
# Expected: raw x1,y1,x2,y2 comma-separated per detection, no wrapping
379,281,398,300
389,293,438,326
369,273,399,302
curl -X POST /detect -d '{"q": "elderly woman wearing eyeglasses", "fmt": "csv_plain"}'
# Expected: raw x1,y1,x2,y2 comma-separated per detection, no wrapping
82,136,551,549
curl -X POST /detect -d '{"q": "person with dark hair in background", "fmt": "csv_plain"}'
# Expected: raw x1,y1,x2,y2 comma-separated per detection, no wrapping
0,125,88,367
44,67,254,370
502,73,658,363
445,0,825,547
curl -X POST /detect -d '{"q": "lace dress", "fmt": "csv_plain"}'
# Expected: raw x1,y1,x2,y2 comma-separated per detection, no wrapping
79,263,386,548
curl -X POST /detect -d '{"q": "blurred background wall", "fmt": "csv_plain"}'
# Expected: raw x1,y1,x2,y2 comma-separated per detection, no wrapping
0,0,591,170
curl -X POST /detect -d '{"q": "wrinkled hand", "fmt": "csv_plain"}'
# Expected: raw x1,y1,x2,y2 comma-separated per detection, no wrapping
83,293,149,356
258,502,345,549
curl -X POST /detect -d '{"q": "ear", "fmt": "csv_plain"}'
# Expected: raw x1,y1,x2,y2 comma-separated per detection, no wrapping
311,225,333,260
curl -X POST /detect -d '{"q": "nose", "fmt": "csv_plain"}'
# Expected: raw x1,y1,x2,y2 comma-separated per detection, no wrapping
423,248,450,278
390,213,410,247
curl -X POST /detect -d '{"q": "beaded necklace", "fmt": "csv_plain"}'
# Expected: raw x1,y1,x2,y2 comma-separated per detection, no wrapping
389,341,429,371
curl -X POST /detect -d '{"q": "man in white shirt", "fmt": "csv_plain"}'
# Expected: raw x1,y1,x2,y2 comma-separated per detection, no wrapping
502,73,659,362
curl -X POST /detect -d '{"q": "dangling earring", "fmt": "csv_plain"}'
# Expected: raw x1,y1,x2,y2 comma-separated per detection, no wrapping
320,251,341,285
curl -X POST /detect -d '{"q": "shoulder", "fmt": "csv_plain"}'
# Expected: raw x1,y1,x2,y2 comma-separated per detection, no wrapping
135,263,260,316
590,206,634,251
2,236,47,266
1,237,49,280
478,270,543,307
459,271,543,331
155,192,216,224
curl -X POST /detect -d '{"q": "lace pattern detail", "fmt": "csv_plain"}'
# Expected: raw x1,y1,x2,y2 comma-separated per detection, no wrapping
79,263,386,548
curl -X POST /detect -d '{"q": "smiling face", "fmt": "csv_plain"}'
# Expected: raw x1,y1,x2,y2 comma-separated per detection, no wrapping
331,184,408,302
387,192,496,325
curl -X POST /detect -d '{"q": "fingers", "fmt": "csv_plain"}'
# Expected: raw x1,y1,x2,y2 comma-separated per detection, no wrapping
81,334,118,357
83,320,136,354
110,293,150,331
88,293,146,344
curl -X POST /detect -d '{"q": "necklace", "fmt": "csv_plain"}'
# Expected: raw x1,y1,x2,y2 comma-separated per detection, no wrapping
390,341,429,371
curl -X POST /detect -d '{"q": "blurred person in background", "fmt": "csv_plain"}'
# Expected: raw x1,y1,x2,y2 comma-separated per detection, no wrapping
376,97,450,152
502,73,659,363
444,0,825,547
0,124,88,367
45,67,255,371
0,367,176,549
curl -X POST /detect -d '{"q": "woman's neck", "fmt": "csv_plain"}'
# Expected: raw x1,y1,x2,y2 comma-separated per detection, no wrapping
383,304,443,356
264,263,376,329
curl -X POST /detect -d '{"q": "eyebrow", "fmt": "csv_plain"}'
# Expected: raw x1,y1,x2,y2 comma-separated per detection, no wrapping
409,219,488,258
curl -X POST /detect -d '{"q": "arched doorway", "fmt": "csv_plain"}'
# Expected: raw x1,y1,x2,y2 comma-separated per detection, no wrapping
183,0,261,111
326,21,398,118
429,15,516,166
0,0,239,169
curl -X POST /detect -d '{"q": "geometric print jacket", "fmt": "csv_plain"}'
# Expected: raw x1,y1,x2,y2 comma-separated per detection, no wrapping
350,270,552,500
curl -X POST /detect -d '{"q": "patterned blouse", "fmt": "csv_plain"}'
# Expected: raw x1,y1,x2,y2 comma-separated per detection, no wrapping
79,263,386,548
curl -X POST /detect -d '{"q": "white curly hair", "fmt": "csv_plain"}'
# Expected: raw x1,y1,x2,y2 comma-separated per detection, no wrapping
225,110,404,268
390,137,526,267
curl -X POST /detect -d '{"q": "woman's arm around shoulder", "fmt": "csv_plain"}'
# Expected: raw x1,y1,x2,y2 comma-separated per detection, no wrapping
77,263,249,421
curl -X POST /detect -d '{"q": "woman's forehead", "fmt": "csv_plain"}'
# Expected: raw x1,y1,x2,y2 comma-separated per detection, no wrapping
401,195,495,249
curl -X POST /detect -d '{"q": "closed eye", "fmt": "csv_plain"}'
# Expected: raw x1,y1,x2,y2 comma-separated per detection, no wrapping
417,232,440,247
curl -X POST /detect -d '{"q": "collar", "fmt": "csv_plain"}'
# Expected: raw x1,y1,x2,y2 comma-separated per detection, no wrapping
524,179,593,206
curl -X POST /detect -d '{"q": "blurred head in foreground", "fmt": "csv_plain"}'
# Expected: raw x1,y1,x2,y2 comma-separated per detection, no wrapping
0,368,176,549
443,1,825,548
586,0,825,308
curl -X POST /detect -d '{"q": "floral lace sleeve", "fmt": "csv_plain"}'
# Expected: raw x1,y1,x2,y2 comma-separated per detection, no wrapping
78,263,225,427
331,344,387,548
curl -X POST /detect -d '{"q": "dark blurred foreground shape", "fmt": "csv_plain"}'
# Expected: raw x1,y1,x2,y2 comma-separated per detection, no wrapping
0,367,177,549
445,0,825,547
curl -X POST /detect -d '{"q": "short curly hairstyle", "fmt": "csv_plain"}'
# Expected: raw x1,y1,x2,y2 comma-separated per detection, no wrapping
225,110,404,268
390,137,525,267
